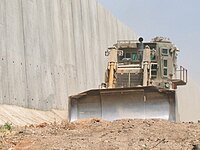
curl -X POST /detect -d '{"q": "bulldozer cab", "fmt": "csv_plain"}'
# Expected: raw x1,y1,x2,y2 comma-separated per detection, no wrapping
69,37,187,122
105,37,187,89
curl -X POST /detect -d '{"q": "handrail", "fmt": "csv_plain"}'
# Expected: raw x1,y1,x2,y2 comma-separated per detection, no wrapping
176,66,187,84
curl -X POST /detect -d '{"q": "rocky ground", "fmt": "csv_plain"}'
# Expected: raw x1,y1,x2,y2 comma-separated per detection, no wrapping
0,119,200,150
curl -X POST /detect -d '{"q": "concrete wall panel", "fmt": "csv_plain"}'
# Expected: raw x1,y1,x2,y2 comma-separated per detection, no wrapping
97,4,106,79
88,0,100,87
60,0,76,98
0,0,8,104
177,80,200,122
3,0,27,107
21,0,41,109
80,0,94,89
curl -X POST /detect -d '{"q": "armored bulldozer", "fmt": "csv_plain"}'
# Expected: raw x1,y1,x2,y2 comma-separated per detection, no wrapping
69,37,187,122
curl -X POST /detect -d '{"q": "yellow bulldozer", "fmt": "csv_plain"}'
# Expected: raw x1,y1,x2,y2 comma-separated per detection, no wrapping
69,37,187,122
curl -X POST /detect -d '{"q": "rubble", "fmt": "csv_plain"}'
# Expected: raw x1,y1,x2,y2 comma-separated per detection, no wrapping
0,119,200,149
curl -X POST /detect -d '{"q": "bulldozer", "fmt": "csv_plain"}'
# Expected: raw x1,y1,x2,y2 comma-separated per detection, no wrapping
69,37,187,122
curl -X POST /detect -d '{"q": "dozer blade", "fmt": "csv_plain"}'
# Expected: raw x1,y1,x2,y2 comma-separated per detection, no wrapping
68,86,176,122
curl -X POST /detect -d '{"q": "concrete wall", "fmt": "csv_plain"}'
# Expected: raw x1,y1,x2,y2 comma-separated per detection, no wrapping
177,79,200,122
0,0,136,111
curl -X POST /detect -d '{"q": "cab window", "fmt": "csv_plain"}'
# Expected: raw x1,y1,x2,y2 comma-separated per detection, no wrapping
150,49,156,61
162,48,169,56
163,59,168,77
132,53,138,60
125,53,131,58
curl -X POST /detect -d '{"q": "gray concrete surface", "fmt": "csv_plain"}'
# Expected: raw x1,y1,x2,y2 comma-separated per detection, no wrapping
0,105,66,125
177,79,200,122
0,0,135,112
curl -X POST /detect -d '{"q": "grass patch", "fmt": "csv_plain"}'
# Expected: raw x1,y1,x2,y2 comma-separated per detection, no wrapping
0,122,12,132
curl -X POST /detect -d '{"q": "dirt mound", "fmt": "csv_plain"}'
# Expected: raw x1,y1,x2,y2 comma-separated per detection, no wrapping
0,119,200,149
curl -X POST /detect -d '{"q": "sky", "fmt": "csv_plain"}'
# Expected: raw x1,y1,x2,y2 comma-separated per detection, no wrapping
98,0,200,84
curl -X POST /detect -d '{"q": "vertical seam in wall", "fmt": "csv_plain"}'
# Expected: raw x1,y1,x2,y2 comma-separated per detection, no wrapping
88,0,93,43
38,1,45,110
88,0,96,87
5,0,11,104
104,8,109,46
96,0,101,84
60,0,66,109
20,0,29,108
96,1,100,43
36,0,42,110
80,0,87,88
70,0,78,89
60,0,64,51
48,0,54,110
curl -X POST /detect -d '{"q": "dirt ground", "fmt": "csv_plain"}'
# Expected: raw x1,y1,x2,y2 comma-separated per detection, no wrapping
0,119,200,150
